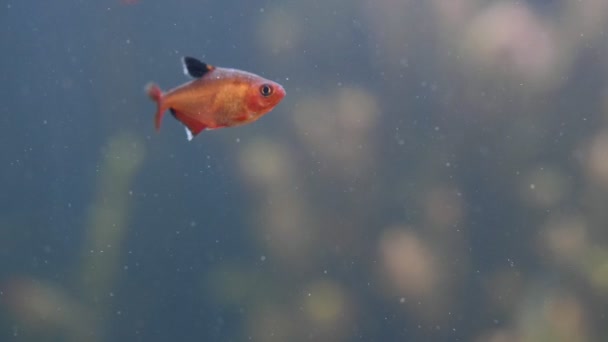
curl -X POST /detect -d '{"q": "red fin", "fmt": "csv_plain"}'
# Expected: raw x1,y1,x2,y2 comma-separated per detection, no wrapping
170,109,207,140
145,83,164,131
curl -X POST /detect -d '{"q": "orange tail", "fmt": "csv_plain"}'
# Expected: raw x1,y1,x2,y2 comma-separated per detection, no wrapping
145,83,165,131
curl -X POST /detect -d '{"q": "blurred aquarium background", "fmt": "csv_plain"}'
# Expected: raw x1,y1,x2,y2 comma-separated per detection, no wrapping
2,0,608,341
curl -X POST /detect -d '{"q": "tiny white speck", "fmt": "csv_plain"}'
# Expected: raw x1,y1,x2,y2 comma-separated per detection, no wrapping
530,184,535,190
399,297,405,303
260,255,266,261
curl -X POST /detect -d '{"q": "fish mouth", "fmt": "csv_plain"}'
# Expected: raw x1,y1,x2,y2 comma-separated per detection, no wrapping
275,84,286,100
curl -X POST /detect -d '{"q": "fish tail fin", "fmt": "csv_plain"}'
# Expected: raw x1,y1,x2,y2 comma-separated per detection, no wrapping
145,83,165,131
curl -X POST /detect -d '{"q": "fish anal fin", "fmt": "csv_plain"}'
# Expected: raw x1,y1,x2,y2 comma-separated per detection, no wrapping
182,57,215,78
170,109,207,140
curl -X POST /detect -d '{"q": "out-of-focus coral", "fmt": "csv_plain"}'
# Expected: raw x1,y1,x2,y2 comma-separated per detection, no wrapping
379,228,438,298
475,330,521,342
4,277,98,341
585,131,608,189
246,304,295,342
80,133,144,311
562,0,608,43
520,165,570,209
3,133,144,341
204,264,263,305
461,2,560,89
238,138,316,268
239,137,295,187
589,250,608,294
431,0,479,33
482,269,525,315
360,0,419,70
517,290,591,342
539,215,588,268
376,222,470,328
300,279,353,341
423,184,465,229
431,0,476,32
255,7,301,57
293,87,378,175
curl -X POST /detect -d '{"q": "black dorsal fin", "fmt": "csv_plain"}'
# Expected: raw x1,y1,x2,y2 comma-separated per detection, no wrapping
182,56,215,78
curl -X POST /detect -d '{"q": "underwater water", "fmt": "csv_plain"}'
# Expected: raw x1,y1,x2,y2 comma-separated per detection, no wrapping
2,0,608,341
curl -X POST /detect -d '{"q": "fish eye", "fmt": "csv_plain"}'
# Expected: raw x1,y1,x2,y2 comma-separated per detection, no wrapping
259,84,273,97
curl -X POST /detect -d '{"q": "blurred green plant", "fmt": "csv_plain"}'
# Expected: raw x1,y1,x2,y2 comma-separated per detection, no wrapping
4,133,144,342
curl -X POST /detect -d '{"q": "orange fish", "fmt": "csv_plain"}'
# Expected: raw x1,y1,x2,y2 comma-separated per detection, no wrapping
146,57,286,140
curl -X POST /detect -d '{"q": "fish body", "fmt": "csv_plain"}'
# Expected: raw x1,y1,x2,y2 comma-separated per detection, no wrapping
146,57,285,140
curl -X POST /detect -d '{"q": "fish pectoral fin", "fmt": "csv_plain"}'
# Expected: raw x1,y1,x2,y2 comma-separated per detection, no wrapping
170,109,207,141
182,57,215,78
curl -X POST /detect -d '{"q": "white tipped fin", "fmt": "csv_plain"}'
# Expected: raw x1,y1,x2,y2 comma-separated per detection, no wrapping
185,127,194,141
182,60,190,77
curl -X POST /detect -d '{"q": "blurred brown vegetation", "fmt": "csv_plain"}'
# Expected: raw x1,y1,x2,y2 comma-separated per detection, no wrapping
238,1,608,341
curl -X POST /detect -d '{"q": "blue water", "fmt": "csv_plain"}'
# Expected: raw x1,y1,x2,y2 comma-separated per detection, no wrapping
2,1,608,341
